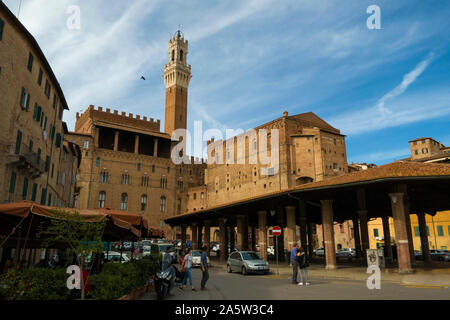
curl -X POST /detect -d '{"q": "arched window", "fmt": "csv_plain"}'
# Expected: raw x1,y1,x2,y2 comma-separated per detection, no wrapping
171,50,175,62
98,191,106,208
120,193,128,211
140,194,147,211
160,196,166,213
180,50,184,62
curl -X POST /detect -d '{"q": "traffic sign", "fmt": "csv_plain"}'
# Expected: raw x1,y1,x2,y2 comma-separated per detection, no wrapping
272,226,282,237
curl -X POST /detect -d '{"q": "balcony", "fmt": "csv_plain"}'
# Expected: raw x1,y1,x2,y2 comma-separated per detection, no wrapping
5,143,46,178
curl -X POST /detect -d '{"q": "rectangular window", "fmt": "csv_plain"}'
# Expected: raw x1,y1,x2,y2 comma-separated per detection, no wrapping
437,225,444,236
27,52,34,72
51,163,54,178
83,141,89,149
50,125,55,140
31,183,37,202
40,188,47,205
45,156,50,172
20,87,30,111
53,94,57,109
36,105,42,122
29,140,33,152
373,228,379,237
0,17,4,41
37,148,41,165
22,178,29,200
38,69,43,85
15,130,22,154
414,226,420,237
9,172,17,194
55,133,62,148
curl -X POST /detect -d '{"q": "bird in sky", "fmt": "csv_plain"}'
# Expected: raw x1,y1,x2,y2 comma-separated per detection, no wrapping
141,76,146,80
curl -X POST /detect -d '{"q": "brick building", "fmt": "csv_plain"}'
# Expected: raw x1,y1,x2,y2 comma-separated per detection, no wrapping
70,32,205,237
0,2,80,208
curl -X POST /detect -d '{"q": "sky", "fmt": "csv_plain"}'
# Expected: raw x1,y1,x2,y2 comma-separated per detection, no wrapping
4,0,450,165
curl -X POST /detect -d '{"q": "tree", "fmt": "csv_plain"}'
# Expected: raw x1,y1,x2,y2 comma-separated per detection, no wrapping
38,209,106,300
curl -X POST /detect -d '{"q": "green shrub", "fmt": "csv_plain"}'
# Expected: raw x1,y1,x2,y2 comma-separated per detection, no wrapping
0,267,68,300
89,259,156,300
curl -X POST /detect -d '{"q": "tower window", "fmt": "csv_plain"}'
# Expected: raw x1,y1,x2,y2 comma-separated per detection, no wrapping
180,50,184,62
171,50,175,62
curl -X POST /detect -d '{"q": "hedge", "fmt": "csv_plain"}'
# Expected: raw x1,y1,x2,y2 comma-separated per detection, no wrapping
0,259,156,300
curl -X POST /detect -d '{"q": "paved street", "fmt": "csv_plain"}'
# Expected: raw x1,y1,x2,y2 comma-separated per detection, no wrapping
141,266,450,300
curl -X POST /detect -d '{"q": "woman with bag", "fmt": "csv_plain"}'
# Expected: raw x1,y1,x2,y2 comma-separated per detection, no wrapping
179,248,196,291
297,247,310,286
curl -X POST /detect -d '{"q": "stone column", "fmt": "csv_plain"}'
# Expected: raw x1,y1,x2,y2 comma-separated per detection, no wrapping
204,221,211,255
94,127,100,148
181,225,187,254
153,138,159,157
134,135,140,154
382,216,393,262
307,223,315,258
389,193,413,273
404,202,416,267
251,227,257,251
352,217,362,259
114,131,119,152
321,200,336,270
197,224,203,250
219,218,227,262
276,205,286,261
298,200,308,253
358,210,370,258
191,223,198,250
236,215,248,251
258,211,268,260
229,226,235,252
417,213,431,264
285,206,297,251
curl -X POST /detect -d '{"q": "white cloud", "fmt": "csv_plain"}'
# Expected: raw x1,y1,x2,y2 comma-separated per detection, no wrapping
350,148,411,164
376,52,435,116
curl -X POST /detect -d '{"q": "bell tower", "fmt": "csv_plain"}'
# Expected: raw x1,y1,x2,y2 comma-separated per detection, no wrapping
164,31,191,135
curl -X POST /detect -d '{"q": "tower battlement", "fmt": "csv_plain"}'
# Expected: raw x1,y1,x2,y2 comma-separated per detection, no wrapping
75,105,161,133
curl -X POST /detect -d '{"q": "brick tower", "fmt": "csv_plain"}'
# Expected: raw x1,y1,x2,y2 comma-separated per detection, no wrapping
164,31,191,136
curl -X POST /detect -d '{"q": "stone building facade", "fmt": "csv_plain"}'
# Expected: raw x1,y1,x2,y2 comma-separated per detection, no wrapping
0,3,80,208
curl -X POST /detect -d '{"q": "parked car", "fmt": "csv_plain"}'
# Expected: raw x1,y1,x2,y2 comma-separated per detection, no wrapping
430,250,450,262
314,247,325,256
227,251,269,275
336,248,356,258
103,251,130,264
414,250,423,260
191,250,210,267
150,243,178,263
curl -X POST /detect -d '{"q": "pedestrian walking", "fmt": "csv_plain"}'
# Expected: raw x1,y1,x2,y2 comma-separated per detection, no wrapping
297,247,310,286
200,246,209,291
180,248,196,291
290,243,300,284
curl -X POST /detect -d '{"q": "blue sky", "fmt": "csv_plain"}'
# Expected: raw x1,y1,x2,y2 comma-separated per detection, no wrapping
5,0,450,164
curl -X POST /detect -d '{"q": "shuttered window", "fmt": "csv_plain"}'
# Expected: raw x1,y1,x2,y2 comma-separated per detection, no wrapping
40,188,47,205
45,156,50,172
55,133,62,148
9,172,17,194
31,183,37,202
38,69,43,85
15,130,22,154
22,178,29,200
27,52,34,72
0,18,4,41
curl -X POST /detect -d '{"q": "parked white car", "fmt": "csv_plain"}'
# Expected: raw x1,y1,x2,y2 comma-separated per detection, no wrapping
104,251,130,264
191,250,210,267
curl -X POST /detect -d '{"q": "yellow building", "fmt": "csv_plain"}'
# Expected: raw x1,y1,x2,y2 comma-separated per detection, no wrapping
368,211,450,251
